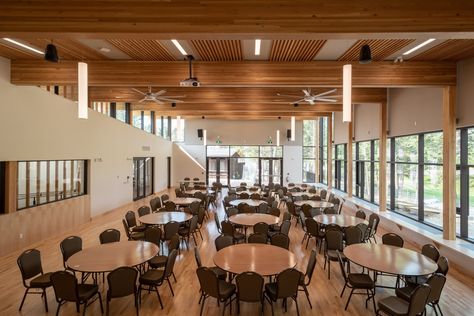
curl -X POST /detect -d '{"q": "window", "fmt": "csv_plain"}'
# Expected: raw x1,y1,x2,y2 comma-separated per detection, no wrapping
115,102,129,123
333,144,347,191
132,110,155,134
303,120,317,183
17,160,87,210
353,140,378,203
133,157,154,200
156,116,171,140
457,127,474,240
318,118,328,184
171,117,185,142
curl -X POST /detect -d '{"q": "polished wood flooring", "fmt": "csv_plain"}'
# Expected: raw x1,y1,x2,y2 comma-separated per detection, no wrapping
1,190,473,316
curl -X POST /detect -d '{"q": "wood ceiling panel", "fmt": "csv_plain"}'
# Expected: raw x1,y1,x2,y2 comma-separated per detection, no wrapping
270,40,326,61
338,39,415,61
0,42,41,60
410,40,474,61
107,39,176,61
191,40,242,61
25,39,108,60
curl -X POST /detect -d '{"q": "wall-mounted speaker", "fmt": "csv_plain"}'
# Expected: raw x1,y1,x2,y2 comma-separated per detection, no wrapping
286,129,291,140
197,129,203,139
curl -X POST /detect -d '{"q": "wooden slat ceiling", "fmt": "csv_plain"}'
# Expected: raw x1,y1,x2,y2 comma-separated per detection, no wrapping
107,39,176,61
191,40,242,61
410,39,474,61
25,39,108,60
270,40,326,61
338,39,415,61
0,42,41,60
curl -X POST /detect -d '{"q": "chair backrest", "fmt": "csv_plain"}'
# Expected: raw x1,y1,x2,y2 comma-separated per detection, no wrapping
355,223,368,240
250,193,261,200
275,268,300,299
138,206,151,217
60,236,82,267
236,271,264,302
344,226,363,245
320,189,327,199
214,213,222,233
163,221,180,240
269,207,281,217
426,273,446,304
382,233,404,248
51,271,79,302
258,202,268,213
189,201,201,214
17,249,43,283
189,215,199,233
325,223,342,232
301,194,309,200
122,219,131,239
107,266,138,298
310,207,321,216
150,197,162,211
240,192,250,199
301,204,313,218
161,194,169,203
287,202,297,216
196,267,220,299
194,247,203,268
421,244,440,262
226,207,238,218
368,213,380,235
299,212,307,230
164,200,176,211
175,188,185,197
125,211,138,228
253,222,269,235
325,230,344,251
248,233,267,244
144,226,162,247
168,234,180,252
308,188,317,194
436,256,449,275
407,284,431,316
215,235,234,251
221,221,235,236
303,250,317,285
279,220,291,236
99,229,121,244
197,207,206,226
270,233,290,249
310,195,322,201
163,249,178,278
355,210,366,219
282,212,291,222
305,218,319,236
324,207,338,215
237,202,249,213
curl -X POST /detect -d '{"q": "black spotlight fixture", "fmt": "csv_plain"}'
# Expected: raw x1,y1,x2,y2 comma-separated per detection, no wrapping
359,44,372,64
278,116,281,120
293,103,299,107
44,44,59,63
201,116,205,119
171,102,176,107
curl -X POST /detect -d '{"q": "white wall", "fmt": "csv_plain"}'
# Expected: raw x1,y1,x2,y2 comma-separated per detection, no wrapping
171,144,206,184
457,57,474,127
283,146,303,185
0,57,172,217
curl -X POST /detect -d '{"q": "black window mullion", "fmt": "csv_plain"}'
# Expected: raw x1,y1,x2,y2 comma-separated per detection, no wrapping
168,116,172,140
343,144,347,192
460,128,469,238
110,102,116,119
140,111,145,130
418,134,425,222
125,103,131,124
390,138,396,210
370,140,375,203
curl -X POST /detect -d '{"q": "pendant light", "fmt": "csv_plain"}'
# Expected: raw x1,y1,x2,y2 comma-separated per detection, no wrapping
359,44,372,64
290,116,295,141
343,64,352,122
78,62,88,119
44,43,59,63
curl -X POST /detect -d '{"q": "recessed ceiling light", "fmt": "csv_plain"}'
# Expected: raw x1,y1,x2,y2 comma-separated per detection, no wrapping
171,39,187,55
403,39,436,56
99,47,111,53
255,39,261,55
2,38,43,55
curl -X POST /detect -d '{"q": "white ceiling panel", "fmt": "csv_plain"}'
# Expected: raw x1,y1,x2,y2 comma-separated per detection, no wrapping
313,39,357,60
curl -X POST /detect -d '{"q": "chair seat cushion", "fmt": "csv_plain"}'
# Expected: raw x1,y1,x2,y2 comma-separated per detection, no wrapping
218,280,236,299
377,296,409,316
132,225,146,232
234,232,245,240
77,284,99,300
265,283,277,300
211,267,227,280
139,269,164,285
148,255,167,268
395,285,416,301
30,272,53,288
130,231,145,240
347,273,374,288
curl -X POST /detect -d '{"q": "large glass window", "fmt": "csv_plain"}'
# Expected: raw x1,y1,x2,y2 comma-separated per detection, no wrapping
171,117,185,142
303,120,317,183
333,144,347,191
353,140,378,203
17,160,87,210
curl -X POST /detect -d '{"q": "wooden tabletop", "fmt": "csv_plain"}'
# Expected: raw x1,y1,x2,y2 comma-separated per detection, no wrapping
229,199,266,207
229,213,280,226
171,197,201,205
237,190,262,196
343,244,438,276
314,214,367,227
185,189,215,195
294,200,334,208
140,211,193,225
214,244,297,276
66,241,159,273
290,192,318,197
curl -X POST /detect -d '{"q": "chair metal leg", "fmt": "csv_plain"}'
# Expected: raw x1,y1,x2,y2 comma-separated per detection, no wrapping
155,286,164,309
82,299,88,316
55,301,62,316
200,296,207,316
303,285,312,309
371,289,377,313
294,296,300,316
19,288,29,311
106,299,110,316
340,282,347,297
167,278,175,296
43,288,49,312
97,292,104,313
345,288,354,310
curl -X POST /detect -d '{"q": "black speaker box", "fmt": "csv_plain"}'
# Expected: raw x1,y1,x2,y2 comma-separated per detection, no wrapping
197,129,203,138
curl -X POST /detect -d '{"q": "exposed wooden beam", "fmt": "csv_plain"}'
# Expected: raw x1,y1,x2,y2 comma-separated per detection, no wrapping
379,101,388,212
442,86,456,240
11,60,457,87
0,1,473,36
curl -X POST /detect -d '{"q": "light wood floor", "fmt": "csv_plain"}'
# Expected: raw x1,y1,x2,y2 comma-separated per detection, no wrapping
1,189,473,316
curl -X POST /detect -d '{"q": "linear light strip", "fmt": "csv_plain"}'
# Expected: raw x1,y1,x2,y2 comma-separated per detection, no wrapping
203,129,207,146
343,64,352,122
290,117,295,141
403,39,436,56
276,130,280,147
2,38,44,55
171,39,187,55
255,39,261,55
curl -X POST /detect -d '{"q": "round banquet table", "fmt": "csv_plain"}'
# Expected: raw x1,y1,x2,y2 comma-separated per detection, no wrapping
214,244,297,276
185,189,215,195
171,197,201,206
140,211,193,225
66,241,159,273
343,244,438,277
294,200,334,208
290,192,318,198
229,213,280,226
314,214,367,227
229,199,266,207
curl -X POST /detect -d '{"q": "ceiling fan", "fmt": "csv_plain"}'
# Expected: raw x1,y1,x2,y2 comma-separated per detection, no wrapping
131,87,186,105
277,88,339,105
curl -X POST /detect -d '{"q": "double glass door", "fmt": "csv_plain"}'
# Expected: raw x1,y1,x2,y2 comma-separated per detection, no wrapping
133,157,153,200
259,158,282,186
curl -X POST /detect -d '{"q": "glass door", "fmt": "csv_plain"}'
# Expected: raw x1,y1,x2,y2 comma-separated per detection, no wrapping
133,157,154,200
260,158,282,186
207,157,229,186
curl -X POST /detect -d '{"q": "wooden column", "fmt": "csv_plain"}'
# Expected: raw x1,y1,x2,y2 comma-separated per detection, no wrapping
379,101,388,211
443,86,456,240
327,114,333,189
315,119,320,182
347,121,353,197
4,162,17,213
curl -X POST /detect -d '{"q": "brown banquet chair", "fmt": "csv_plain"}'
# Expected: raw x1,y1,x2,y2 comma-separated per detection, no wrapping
264,268,301,316
236,271,265,314
106,267,139,316
99,229,121,244
196,266,236,316
376,283,431,316
298,250,317,309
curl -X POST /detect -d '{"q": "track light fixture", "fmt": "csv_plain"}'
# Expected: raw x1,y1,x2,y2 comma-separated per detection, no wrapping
293,103,299,107
359,44,372,64
171,102,177,107
44,43,59,63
